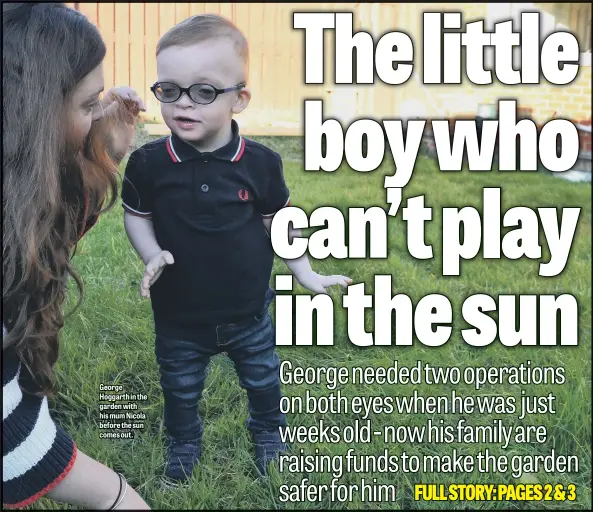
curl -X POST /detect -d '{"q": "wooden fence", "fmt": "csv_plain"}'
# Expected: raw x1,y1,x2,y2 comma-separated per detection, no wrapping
68,2,410,135
67,3,591,135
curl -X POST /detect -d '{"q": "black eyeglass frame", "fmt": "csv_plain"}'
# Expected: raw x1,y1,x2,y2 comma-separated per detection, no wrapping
150,81,246,105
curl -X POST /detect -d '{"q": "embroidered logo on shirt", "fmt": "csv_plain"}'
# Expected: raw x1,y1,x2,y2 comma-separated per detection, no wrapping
238,189,249,201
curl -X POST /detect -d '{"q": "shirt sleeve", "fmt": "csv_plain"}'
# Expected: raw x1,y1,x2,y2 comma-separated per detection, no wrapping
2,350,77,509
121,150,153,218
257,152,291,218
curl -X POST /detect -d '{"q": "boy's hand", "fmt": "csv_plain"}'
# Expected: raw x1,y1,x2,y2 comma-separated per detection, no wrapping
296,271,352,295
141,251,174,298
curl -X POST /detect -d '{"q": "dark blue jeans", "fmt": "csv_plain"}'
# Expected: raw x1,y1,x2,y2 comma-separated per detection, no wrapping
154,289,285,442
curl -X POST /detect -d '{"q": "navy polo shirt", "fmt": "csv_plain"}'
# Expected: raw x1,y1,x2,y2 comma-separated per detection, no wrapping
121,120,290,338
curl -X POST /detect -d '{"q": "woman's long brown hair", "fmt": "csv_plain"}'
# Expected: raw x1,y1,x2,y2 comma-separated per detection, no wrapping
82,95,141,237
2,3,137,396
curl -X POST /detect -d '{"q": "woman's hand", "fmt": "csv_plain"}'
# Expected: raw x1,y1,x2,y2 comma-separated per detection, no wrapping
111,124,135,162
96,86,146,161
101,86,146,116
46,450,150,509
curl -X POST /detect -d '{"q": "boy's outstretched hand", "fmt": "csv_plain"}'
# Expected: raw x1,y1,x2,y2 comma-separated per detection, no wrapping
141,250,174,298
296,271,352,295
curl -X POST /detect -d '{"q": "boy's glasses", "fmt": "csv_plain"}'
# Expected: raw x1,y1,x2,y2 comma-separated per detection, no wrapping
151,81,246,105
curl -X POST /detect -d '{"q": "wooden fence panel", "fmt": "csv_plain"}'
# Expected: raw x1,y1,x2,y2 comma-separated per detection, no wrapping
175,3,190,24
77,3,98,25
114,3,130,87
129,3,145,105
144,4,160,116
73,3,410,133
217,3,234,20
97,3,115,90
189,3,208,18
158,4,176,38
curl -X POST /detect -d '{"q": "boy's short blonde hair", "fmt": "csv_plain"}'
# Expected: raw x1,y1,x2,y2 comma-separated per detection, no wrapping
157,14,249,77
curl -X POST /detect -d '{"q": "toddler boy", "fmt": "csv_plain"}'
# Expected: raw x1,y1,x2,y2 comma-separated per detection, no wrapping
121,14,350,486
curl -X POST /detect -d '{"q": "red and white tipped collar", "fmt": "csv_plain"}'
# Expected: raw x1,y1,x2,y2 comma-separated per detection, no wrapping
165,137,182,163
166,119,245,163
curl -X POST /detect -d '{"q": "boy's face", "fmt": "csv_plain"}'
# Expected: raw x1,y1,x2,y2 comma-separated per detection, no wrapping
156,39,250,146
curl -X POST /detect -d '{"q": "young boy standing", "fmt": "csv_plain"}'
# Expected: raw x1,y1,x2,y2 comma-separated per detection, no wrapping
121,14,350,486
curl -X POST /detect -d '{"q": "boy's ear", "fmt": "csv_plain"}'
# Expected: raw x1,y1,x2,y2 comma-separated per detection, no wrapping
232,87,251,114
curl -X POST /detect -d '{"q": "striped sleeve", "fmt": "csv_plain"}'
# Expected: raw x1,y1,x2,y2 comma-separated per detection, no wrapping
2,343,77,508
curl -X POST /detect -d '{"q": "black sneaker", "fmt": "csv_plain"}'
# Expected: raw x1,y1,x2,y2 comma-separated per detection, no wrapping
252,428,288,476
161,437,202,488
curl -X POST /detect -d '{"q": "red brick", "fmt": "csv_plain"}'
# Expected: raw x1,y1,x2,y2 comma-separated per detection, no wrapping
578,130,592,152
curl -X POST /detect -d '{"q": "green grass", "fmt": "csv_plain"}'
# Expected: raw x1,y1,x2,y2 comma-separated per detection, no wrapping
32,137,590,510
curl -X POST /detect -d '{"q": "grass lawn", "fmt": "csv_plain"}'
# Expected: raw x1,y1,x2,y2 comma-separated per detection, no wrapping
32,137,590,510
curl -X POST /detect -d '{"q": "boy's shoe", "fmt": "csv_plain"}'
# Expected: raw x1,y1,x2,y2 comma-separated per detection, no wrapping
162,436,202,487
252,428,288,477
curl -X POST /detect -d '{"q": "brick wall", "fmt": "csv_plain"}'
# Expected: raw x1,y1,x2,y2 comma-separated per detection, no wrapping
434,66,592,154
578,120,592,154
474,66,592,125
419,3,592,154
462,3,591,123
